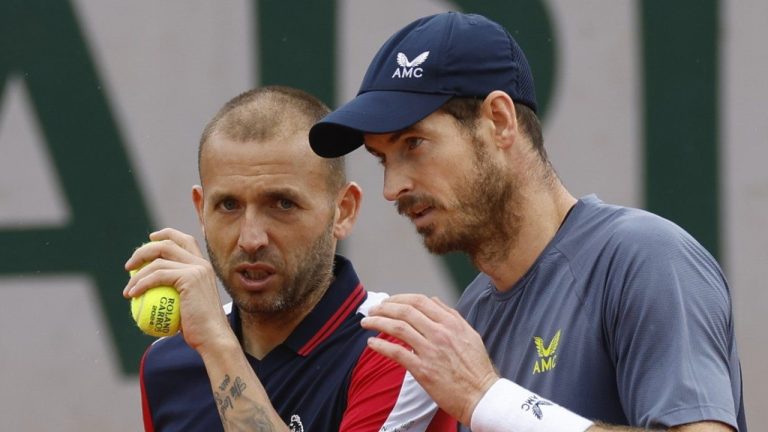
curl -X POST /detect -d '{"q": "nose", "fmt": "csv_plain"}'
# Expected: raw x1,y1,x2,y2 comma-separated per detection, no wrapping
238,210,268,254
382,163,413,202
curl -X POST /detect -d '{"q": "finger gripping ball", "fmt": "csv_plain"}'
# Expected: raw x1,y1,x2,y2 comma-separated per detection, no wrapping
130,269,181,337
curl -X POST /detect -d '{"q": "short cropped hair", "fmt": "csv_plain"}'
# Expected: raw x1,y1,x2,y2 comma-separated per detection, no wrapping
199,86,346,193
439,96,548,163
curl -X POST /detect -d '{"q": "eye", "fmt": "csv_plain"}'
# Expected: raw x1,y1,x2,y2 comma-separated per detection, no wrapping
276,199,296,210
405,136,423,150
219,198,239,211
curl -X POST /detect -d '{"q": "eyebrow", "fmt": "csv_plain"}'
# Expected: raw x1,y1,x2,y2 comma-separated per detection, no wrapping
363,121,430,155
386,128,410,144
264,188,303,203
206,190,233,204
364,124,421,151
206,187,303,203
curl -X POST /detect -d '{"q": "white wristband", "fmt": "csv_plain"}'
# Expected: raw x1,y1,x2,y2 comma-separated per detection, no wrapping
470,379,594,432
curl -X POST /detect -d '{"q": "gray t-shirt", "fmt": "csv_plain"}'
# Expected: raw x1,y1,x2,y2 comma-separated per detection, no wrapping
457,195,746,430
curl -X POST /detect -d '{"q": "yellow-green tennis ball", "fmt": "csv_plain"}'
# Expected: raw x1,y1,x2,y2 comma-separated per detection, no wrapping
129,269,181,337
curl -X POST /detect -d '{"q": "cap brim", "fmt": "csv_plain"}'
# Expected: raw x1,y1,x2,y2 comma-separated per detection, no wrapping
310,91,452,158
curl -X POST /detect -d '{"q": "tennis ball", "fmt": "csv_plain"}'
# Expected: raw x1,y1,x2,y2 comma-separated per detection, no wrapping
129,268,181,337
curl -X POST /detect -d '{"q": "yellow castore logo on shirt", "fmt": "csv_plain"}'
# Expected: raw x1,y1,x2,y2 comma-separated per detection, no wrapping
532,329,561,374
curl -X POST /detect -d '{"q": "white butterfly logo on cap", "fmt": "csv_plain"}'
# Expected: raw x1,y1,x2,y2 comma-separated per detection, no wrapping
392,51,430,78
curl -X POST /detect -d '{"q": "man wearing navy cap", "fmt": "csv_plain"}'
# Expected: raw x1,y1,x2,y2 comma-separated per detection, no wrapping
310,12,746,432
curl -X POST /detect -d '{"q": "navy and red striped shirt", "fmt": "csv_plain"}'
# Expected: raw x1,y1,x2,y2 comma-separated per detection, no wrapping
140,255,453,431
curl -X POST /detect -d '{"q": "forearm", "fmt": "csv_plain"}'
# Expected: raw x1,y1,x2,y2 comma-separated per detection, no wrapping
199,338,289,432
472,379,732,432
589,424,665,432
589,422,733,432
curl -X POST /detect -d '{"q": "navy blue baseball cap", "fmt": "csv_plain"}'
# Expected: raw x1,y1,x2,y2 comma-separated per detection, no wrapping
309,12,537,158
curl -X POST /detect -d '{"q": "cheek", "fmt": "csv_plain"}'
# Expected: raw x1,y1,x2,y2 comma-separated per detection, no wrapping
204,218,239,249
282,221,328,253
276,227,310,254
427,164,461,191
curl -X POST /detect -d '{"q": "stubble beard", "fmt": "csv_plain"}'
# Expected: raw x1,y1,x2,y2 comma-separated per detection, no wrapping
400,137,522,265
207,218,336,318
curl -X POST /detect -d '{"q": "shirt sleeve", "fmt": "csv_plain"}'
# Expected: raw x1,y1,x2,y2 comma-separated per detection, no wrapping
339,333,455,431
604,219,740,429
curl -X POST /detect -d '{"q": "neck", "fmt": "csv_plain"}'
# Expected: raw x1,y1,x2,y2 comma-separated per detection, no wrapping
474,182,576,292
238,281,331,360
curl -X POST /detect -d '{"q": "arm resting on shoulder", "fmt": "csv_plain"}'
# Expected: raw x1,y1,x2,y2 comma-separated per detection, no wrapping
340,333,455,431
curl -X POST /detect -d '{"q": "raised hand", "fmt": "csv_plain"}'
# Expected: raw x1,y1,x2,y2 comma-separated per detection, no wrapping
361,293,498,426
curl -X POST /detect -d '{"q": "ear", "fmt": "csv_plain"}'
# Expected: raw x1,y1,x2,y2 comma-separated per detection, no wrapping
481,90,518,149
192,185,206,235
332,181,363,241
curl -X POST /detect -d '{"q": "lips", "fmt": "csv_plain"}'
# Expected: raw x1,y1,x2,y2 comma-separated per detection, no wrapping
405,205,437,230
241,268,272,281
407,203,432,219
409,208,433,225
397,195,440,229
234,263,276,291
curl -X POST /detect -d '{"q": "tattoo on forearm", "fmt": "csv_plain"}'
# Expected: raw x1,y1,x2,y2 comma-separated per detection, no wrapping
219,374,231,391
230,376,246,398
216,375,247,415
215,375,280,432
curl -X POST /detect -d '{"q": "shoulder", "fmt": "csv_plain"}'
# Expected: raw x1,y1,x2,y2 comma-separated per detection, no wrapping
356,291,390,317
585,204,731,326
343,334,450,431
559,198,729,312
564,196,715,267
568,196,683,246
609,207,689,246
605,207,720,278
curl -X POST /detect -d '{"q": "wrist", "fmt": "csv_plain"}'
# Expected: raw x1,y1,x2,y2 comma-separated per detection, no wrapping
463,375,501,425
470,379,594,432
196,329,241,362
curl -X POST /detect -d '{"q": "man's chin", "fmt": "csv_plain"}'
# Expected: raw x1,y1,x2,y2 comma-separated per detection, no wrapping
419,226,479,256
234,297,288,316
225,285,283,314
422,235,463,256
